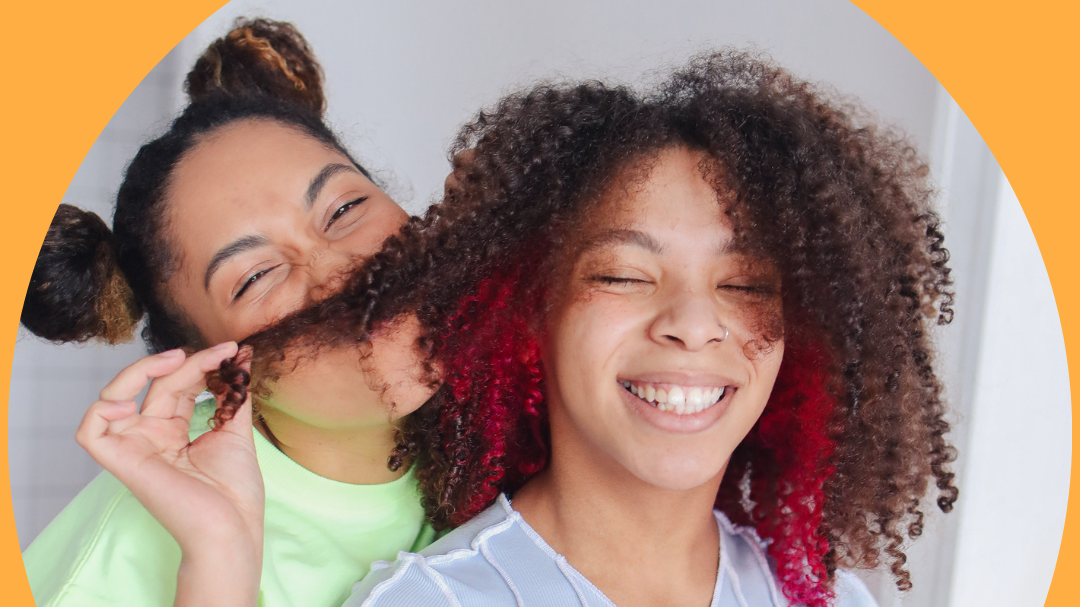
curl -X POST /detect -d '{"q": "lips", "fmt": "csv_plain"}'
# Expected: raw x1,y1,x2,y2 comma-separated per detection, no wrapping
621,380,727,415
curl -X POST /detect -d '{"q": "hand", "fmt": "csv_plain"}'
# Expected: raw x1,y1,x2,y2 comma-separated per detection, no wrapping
76,343,263,606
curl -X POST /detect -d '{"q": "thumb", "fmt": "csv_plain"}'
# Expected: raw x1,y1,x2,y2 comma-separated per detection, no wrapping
218,393,255,443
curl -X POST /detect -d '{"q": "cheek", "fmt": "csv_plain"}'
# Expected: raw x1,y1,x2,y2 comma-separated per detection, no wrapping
719,297,784,359
222,280,310,343
169,274,308,346
746,341,785,411
367,316,438,418
548,295,640,390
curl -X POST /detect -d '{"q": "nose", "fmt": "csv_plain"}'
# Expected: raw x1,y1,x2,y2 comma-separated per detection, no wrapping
305,248,352,303
648,288,729,351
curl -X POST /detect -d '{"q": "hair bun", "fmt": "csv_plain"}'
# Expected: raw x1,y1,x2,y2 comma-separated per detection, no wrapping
22,204,142,344
185,17,326,116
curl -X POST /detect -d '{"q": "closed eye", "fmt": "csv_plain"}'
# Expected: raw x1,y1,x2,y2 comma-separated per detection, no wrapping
719,284,776,295
234,266,277,301
326,196,369,230
590,275,651,284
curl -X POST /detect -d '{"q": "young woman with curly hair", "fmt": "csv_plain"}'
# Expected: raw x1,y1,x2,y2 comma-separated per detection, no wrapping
21,18,438,607
79,50,958,607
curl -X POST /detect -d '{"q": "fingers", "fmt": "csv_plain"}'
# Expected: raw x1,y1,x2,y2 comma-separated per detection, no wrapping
99,349,187,402
142,342,239,419
75,399,139,458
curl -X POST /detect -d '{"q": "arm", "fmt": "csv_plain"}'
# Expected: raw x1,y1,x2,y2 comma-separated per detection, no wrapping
76,344,264,607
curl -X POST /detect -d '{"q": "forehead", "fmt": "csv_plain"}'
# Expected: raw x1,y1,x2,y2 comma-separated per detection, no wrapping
166,119,351,226
171,119,344,191
583,147,731,243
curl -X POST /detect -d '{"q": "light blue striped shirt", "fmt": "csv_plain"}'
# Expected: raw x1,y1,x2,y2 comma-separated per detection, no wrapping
345,494,878,607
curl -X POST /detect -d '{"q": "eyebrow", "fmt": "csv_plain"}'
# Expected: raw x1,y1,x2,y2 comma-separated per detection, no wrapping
203,234,270,291
305,163,361,209
581,229,666,255
583,228,738,257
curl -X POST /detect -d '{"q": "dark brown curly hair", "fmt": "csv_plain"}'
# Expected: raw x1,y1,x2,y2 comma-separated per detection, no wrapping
212,50,957,606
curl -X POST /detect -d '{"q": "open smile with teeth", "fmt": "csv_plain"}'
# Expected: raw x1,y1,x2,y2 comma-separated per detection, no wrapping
621,381,728,415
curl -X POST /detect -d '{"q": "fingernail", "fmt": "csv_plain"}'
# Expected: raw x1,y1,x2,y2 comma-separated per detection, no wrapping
213,341,237,352
161,348,184,358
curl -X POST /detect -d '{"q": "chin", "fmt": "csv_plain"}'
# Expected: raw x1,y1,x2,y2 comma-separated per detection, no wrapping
628,452,727,492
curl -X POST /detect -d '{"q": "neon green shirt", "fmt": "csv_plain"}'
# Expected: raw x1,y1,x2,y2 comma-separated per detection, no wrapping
22,399,435,607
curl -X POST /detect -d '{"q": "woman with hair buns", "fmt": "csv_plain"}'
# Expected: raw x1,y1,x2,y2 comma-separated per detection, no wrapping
21,18,438,607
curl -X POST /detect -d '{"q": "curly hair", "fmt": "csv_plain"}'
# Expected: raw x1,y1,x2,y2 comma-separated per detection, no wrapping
214,49,957,606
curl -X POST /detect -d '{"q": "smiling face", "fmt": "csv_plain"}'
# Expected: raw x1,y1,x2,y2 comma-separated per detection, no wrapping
162,119,430,426
542,147,784,491
166,119,409,346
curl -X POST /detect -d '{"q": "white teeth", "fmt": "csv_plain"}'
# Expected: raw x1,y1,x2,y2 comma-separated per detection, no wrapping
688,387,703,409
623,381,728,416
669,386,685,406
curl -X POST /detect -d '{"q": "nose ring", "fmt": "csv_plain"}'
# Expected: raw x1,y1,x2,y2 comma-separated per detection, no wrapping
718,323,729,343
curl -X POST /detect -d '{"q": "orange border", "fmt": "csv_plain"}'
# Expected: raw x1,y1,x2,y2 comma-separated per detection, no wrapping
1,1,1074,604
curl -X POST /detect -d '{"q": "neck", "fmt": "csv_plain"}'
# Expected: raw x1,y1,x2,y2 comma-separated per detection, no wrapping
255,408,404,485
512,432,723,607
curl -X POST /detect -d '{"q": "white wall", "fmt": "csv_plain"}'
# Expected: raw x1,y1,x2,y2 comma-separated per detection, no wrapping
946,173,1071,606
8,2,1070,605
